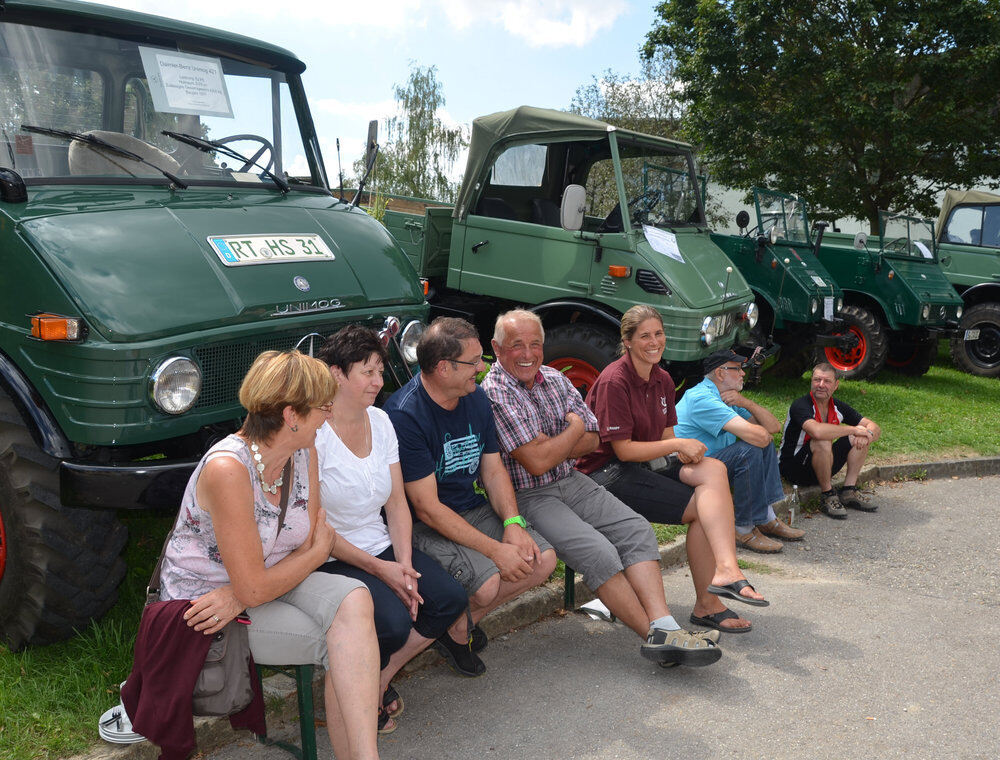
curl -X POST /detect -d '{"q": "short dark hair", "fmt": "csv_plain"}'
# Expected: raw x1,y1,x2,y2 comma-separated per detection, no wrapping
317,324,388,375
812,362,840,381
418,317,479,374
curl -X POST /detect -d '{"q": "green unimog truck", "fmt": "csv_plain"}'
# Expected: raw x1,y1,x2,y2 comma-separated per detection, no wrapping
382,106,765,394
936,189,1000,377
815,210,963,379
710,188,848,375
0,0,427,650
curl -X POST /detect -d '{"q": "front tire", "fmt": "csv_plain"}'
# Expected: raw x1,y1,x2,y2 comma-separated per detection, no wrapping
0,389,127,651
949,303,1000,378
817,304,888,380
885,333,937,377
543,323,620,398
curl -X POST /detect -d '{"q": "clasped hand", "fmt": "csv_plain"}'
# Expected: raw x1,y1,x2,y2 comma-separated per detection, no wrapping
379,560,423,620
493,524,542,582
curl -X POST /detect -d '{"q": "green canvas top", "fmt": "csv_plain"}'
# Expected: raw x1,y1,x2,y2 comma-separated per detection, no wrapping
937,189,1000,238
2,0,306,73
456,105,692,218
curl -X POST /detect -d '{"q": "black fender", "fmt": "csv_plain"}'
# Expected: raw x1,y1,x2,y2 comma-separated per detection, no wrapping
958,282,1000,307
0,351,72,459
530,300,622,331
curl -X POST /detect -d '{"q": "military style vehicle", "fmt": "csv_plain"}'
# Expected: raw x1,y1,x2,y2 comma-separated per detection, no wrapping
710,188,847,376
382,106,766,394
0,0,427,650
816,210,963,379
936,189,1000,377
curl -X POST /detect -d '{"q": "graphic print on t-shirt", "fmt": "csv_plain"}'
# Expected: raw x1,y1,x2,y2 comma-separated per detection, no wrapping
438,425,484,478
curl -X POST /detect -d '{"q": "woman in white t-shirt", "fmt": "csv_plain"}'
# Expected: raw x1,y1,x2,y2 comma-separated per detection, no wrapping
315,325,471,734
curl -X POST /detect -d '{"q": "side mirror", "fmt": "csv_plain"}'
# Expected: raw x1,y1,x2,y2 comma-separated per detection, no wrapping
735,210,750,231
561,184,586,232
364,120,378,170
852,231,868,250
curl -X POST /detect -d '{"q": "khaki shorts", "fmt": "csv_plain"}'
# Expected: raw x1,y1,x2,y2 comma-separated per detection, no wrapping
412,503,553,594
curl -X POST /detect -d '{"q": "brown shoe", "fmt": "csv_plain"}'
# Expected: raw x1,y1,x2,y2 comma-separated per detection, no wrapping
735,527,783,553
757,517,805,541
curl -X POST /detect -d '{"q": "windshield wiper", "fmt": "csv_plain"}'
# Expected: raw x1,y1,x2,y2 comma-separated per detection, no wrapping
21,125,187,189
160,130,289,193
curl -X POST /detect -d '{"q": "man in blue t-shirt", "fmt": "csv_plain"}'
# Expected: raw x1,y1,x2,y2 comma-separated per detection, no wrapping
676,349,805,553
384,317,556,677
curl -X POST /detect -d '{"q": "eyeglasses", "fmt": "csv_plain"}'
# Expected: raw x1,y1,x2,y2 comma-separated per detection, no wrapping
721,365,744,372
314,402,333,413
450,355,485,368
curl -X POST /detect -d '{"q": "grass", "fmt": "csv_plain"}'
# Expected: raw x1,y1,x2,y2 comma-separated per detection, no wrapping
2,342,997,759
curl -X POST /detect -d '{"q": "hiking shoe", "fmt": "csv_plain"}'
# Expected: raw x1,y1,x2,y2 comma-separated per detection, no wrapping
641,627,722,667
839,486,878,512
758,517,805,541
469,624,488,653
735,527,783,553
432,633,486,677
820,490,848,519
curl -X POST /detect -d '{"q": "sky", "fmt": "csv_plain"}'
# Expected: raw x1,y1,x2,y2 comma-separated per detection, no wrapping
93,0,662,184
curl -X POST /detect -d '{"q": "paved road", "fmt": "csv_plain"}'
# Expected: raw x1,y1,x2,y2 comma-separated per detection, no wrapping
206,476,1000,760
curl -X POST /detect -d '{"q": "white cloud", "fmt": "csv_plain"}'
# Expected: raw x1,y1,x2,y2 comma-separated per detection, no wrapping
91,0,625,48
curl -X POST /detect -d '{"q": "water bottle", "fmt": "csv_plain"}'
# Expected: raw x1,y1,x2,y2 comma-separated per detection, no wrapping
788,485,800,526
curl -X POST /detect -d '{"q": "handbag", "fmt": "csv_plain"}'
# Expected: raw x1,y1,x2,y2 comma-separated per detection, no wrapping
145,457,293,716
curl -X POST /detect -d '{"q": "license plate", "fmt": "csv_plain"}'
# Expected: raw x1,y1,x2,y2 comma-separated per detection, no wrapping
823,297,834,321
208,234,335,266
964,329,980,341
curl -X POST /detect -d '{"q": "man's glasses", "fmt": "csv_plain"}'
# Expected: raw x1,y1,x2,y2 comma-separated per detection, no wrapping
721,365,745,372
450,355,485,368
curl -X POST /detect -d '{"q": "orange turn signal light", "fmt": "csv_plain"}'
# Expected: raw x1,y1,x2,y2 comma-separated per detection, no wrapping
887,271,895,280
420,278,430,296
30,313,82,341
608,265,631,278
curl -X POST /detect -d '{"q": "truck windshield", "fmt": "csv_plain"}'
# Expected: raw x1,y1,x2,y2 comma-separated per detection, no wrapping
0,21,320,187
880,211,937,260
755,189,810,244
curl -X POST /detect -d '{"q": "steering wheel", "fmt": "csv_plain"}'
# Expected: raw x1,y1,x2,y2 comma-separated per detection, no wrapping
215,133,275,172
598,188,663,233
883,236,910,254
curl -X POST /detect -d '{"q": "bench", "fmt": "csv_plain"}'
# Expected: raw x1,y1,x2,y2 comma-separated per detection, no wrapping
254,664,317,760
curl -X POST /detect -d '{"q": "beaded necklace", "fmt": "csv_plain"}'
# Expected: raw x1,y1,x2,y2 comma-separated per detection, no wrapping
249,441,285,495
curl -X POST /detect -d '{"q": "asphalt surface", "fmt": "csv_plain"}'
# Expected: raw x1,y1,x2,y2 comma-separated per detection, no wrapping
195,476,1000,759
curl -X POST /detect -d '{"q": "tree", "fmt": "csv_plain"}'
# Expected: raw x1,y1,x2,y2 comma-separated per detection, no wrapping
644,0,1000,231
362,63,467,202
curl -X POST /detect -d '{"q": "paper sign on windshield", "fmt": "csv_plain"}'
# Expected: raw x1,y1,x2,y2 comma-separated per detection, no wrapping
643,225,684,263
139,47,233,118
914,241,933,259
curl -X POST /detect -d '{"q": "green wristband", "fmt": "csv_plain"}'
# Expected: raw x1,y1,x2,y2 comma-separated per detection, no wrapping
503,515,527,529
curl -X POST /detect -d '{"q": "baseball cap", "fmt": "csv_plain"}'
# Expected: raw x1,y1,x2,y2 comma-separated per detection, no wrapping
703,349,746,374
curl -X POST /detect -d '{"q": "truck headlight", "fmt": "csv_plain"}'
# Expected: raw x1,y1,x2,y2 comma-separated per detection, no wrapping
150,357,201,414
399,320,425,365
811,298,819,315
921,304,930,320
956,305,963,319
836,298,844,312
700,315,718,346
745,302,759,328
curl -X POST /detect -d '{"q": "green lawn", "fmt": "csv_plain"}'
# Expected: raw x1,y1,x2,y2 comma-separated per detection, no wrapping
2,343,997,759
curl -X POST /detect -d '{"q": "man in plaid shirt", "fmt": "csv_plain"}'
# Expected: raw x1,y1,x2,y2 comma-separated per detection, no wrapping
481,310,722,668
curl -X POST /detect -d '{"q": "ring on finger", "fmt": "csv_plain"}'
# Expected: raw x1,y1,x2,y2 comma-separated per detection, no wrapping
212,614,221,622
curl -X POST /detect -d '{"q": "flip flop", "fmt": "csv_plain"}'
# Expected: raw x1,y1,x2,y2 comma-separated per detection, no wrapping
707,579,770,607
690,608,752,633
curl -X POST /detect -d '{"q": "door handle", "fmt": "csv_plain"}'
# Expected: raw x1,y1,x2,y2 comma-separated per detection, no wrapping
472,240,490,254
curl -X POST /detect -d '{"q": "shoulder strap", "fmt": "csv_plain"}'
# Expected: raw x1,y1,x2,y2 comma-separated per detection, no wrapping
146,457,294,605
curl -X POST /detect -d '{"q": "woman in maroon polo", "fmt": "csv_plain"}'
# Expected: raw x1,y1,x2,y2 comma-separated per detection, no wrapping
577,305,767,633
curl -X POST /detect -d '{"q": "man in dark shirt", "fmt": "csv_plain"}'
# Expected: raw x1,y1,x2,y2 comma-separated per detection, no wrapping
384,317,557,676
779,363,882,518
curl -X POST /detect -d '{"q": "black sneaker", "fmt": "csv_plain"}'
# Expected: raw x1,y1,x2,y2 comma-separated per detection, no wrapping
432,633,486,677
641,627,722,667
839,486,878,512
469,624,488,653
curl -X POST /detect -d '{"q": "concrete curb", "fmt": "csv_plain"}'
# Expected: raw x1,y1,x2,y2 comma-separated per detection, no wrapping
74,455,1000,760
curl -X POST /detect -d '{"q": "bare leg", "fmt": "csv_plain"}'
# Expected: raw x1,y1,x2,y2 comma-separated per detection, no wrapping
842,442,869,487
809,438,835,491
592,571,654,636
379,627,434,714
447,549,557,643
324,587,380,760
622,560,670,623
680,458,764,603
686,516,751,630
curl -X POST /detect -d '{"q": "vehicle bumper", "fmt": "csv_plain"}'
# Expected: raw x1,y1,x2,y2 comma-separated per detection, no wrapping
60,458,198,510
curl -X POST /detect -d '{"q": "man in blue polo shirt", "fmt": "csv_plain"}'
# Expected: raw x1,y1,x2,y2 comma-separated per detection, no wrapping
675,349,805,553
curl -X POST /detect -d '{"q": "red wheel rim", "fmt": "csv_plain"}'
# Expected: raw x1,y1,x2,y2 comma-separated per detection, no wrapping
0,505,7,581
824,325,867,371
547,356,600,396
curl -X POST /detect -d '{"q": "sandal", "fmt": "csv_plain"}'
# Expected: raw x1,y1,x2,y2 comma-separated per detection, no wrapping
377,705,397,735
707,579,770,607
382,684,403,718
690,608,752,633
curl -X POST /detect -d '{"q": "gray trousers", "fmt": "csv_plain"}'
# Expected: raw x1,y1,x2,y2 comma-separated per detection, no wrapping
516,470,660,591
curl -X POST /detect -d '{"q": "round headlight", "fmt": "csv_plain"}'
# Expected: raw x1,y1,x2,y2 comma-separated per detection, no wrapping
836,298,844,312
399,320,425,365
745,302,759,328
150,357,201,414
700,315,717,346
956,305,963,319
810,298,819,315
921,304,931,320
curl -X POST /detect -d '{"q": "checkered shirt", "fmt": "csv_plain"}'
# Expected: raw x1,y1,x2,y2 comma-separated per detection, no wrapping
482,361,599,491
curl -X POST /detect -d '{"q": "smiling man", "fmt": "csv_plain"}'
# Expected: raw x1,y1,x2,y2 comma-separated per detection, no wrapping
384,317,557,677
481,309,722,668
778,363,882,518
